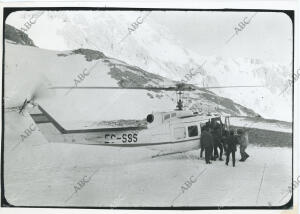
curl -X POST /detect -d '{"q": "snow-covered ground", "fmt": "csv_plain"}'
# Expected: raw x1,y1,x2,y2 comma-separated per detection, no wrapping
229,117,292,133
3,111,292,207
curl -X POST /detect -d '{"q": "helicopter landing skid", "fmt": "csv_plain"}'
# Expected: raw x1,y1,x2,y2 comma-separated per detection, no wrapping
151,150,185,159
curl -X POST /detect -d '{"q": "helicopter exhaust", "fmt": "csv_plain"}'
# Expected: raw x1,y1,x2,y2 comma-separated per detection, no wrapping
146,114,154,123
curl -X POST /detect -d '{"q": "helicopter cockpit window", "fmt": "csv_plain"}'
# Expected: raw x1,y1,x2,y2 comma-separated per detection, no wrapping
164,114,171,120
188,125,198,137
174,127,186,140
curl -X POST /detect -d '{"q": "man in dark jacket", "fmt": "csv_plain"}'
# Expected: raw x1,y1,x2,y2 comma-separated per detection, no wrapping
225,130,238,167
200,126,205,158
200,125,213,164
221,130,229,156
212,124,224,161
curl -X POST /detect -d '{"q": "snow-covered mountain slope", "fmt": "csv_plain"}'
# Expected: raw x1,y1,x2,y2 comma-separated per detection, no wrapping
5,11,293,122
5,24,35,47
5,25,261,128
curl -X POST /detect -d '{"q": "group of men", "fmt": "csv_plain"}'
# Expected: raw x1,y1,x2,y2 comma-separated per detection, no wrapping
200,121,250,167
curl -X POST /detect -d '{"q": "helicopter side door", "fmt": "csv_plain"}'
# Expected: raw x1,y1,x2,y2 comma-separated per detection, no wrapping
172,125,187,141
224,116,231,131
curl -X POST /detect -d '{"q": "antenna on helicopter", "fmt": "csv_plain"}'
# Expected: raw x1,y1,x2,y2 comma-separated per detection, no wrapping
176,91,184,110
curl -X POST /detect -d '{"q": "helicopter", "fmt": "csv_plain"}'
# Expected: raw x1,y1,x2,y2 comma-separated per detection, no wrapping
18,82,260,156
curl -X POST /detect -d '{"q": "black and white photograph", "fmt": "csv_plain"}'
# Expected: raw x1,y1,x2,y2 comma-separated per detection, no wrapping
1,3,298,211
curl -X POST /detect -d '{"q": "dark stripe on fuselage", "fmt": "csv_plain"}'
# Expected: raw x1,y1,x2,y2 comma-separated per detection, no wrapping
62,126,146,133
76,137,201,147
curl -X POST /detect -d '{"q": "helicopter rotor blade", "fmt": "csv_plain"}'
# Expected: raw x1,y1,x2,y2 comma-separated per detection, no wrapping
49,86,194,91
193,85,265,89
49,84,265,92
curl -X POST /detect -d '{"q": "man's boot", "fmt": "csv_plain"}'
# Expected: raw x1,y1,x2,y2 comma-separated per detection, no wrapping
239,153,245,161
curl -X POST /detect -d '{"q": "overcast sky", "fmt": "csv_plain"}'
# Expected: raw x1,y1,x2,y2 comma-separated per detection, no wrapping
6,10,293,64
151,11,293,63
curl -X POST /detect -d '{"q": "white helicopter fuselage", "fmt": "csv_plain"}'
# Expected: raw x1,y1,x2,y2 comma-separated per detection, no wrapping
32,107,221,154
